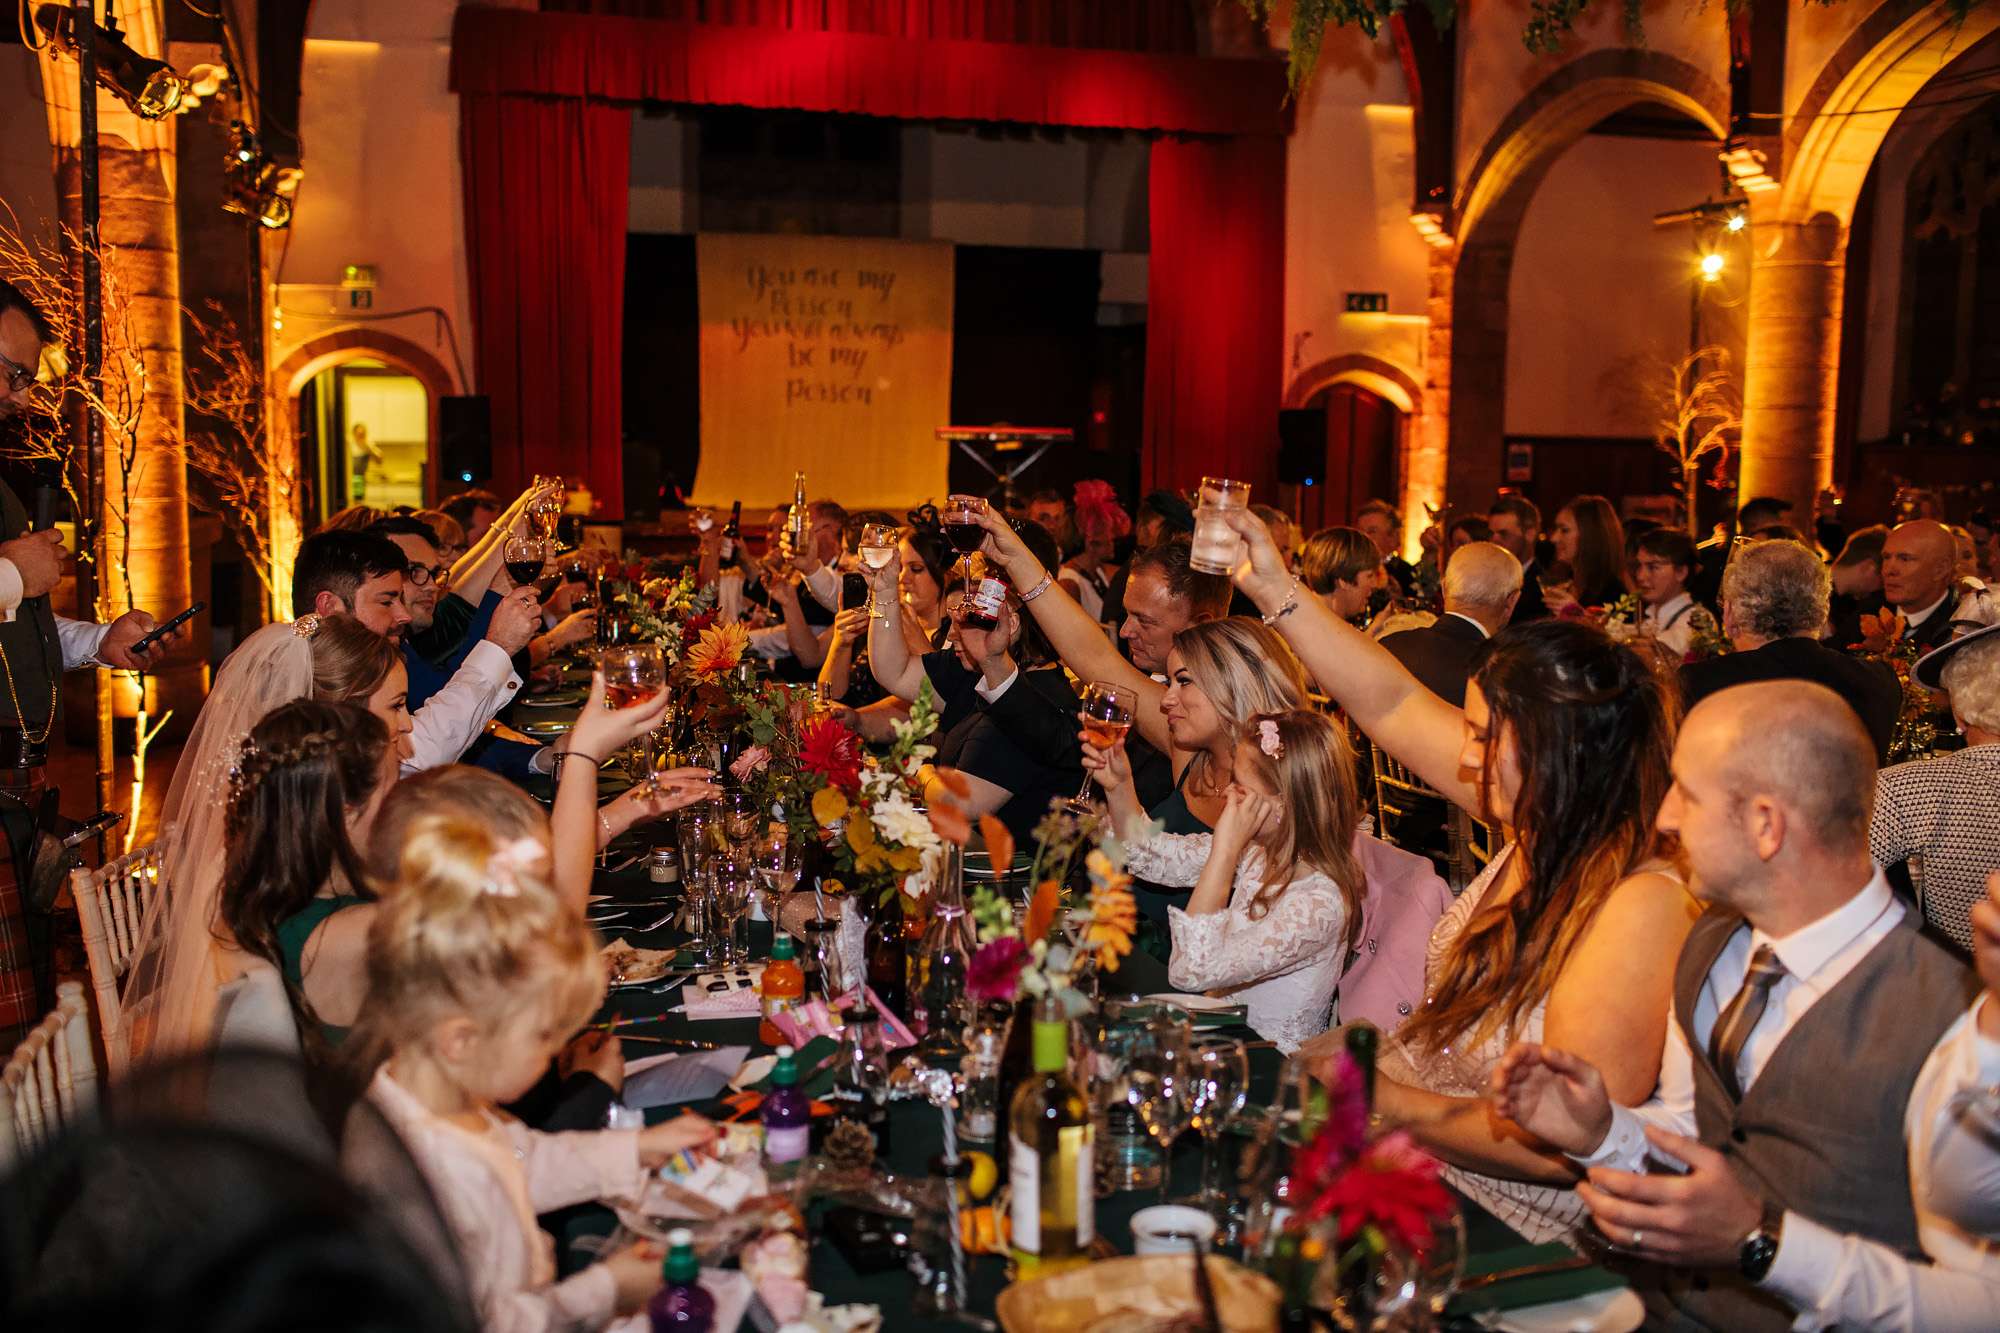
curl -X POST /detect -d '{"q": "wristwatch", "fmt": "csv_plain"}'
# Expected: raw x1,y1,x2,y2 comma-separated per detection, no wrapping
1737,1198,1785,1283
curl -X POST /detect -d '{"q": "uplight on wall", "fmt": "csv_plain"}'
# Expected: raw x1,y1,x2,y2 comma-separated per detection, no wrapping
1699,252,1725,283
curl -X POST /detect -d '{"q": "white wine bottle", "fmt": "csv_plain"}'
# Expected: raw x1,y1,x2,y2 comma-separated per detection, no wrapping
787,471,809,549
1008,994,1093,1276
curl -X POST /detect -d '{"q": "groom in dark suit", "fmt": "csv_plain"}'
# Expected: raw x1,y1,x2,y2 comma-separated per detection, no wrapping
1379,542,1523,707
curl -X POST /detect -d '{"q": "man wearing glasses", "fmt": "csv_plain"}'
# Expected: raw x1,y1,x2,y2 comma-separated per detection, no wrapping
0,279,191,1046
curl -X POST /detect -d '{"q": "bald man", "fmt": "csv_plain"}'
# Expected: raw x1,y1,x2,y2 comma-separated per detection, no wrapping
1882,519,1961,654
1495,682,2000,1331
1378,541,1522,707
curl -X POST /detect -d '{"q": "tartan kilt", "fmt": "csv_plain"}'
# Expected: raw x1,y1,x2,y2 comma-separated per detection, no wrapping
0,765,46,1048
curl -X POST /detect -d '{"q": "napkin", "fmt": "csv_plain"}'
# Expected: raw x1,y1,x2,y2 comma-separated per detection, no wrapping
622,1045,751,1108
681,985,764,1021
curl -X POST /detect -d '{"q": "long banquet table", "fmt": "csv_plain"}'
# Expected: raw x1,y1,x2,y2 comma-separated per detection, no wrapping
565,847,1626,1330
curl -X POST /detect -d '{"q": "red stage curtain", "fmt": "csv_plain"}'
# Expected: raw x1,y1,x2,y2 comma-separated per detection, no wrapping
449,8,1284,137
460,94,631,503
1144,135,1287,497
536,0,1197,53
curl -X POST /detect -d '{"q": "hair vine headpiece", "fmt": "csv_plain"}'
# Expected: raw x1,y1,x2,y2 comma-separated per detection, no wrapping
1258,718,1284,758
906,502,942,533
294,613,322,639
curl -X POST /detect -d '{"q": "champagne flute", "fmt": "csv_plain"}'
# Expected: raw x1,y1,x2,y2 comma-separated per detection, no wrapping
598,643,665,711
1183,1038,1250,1215
858,522,899,620
1130,1012,1194,1204
643,710,679,795
1070,681,1137,808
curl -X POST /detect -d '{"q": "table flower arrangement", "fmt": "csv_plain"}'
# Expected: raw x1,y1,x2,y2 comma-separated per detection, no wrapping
954,807,1139,1019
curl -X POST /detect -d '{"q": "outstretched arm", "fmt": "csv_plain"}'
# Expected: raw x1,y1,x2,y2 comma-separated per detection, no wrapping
967,500,1168,753
1215,507,1477,813
863,559,929,702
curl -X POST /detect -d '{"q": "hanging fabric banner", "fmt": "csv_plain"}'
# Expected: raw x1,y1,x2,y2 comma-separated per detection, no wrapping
694,233,955,510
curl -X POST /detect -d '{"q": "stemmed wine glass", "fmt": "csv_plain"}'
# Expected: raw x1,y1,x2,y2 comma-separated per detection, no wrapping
941,495,986,601
530,475,563,542
1183,1038,1250,1217
858,522,899,620
502,534,547,591
675,804,719,964
721,791,762,847
711,852,757,967
1070,681,1137,808
643,710,679,795
754,833,802,928
1130,1010,1194,1203
599,643,665,711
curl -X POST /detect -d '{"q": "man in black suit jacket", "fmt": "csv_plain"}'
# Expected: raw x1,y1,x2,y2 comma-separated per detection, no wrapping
1380,542,1523,706
1487,494,1548,625
1679,539,1902,761
1881,519,1962,656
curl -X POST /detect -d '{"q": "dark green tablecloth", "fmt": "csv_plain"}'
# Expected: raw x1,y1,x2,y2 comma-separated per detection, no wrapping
568,853,1622,1329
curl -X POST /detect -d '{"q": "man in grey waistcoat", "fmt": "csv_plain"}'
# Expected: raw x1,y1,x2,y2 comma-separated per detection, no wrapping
1492,680,2000,1330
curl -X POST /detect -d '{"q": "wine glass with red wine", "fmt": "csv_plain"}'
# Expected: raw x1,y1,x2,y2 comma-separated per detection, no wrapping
1070,681,1137,809
941,495,987,600
503,534,547,589
599,643,665,712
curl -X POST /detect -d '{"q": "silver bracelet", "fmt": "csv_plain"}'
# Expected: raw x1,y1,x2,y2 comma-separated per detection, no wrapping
1261,578,1302,626
1019,572,1054,604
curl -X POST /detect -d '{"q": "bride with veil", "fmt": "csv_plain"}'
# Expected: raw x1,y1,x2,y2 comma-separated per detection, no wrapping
122,619,332,1058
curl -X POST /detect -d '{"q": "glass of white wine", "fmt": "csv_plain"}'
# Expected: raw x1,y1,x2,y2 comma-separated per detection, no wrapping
1130,1011,1193,1204
858,522,899,620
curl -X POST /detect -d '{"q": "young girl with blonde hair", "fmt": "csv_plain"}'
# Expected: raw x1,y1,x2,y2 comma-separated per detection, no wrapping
1090,708,1367,1052
351,813,718,1333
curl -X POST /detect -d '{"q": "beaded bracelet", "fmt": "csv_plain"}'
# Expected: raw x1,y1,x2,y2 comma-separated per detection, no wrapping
1019,571,1055,604
1261,577,1303,627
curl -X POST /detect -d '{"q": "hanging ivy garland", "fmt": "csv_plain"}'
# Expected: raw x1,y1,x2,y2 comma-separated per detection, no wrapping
1237,0,1974,91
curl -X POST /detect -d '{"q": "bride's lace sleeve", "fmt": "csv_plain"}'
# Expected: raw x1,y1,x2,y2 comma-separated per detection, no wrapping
1121,830,1217,889
1167,873,1348,992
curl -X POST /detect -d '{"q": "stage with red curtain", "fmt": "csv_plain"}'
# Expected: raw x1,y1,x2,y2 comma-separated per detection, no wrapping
448,3,1289,508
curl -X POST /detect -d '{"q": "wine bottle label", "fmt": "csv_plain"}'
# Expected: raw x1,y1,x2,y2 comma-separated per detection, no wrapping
1009,1135,1040,1252
1008,1126,1093,1253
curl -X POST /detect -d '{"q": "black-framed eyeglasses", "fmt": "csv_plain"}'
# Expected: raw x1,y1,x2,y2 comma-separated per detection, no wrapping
404,562,449,587
0,350,37,395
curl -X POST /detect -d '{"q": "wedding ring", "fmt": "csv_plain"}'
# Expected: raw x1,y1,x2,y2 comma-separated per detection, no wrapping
1630,1229,1645,1248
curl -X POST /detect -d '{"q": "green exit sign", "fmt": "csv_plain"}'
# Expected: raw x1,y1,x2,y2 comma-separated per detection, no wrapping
1344,292,1389,313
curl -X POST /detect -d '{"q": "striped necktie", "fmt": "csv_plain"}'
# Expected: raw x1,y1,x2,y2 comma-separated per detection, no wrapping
1708,944,1787,1102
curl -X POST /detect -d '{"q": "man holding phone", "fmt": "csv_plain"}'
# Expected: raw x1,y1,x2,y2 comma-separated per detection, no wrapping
0,279,193,1046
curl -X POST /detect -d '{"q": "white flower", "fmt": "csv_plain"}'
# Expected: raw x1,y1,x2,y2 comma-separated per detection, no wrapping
870,790,940,852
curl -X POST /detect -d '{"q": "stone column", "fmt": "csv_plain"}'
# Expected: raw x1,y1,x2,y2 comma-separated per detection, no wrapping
38,0,202,726
1737,206,1845,519
1442,238,1509,514
1401,242,1453,554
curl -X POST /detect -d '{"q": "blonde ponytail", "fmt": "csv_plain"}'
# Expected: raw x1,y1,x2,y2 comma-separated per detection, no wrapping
356,814,602,1059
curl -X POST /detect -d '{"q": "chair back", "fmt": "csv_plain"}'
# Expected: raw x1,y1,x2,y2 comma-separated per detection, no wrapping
0,980,98,1168
71,827,173,1077
1369,742,1450,846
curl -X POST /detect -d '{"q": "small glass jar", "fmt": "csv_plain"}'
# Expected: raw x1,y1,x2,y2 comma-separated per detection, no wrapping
957,1004,1011,1146
648,847,680,885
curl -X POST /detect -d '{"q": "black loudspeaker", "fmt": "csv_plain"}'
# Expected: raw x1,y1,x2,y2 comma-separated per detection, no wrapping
1277,408,1326,486
439,395,492,485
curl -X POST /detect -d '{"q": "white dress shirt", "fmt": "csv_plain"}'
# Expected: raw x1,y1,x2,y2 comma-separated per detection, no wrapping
1643,592,1700,657
1578,869,2000,1330
402,640,523,774
1904,591,1951,632
0,556,116,666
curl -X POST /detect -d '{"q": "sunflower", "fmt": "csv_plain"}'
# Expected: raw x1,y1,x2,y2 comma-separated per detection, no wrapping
684,620,751,676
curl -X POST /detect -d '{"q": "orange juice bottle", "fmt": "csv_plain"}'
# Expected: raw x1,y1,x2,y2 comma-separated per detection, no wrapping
759,933,805,1047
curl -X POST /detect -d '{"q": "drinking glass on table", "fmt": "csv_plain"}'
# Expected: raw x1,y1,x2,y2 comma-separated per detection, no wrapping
1182,1037,1250,1218
1189,476,1251,575
598,643,665,711
754,833,802,926
857,522,900,619
721,791,762,848
711,852,758,967
643,712,680,794
1130,1010,1194,1203
1070,681,1137,808
675,805,718,963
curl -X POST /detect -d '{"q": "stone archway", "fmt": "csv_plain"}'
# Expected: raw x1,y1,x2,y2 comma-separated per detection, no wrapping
1737,0,2000,514
1288,354,1428,548
1440,50,1730,511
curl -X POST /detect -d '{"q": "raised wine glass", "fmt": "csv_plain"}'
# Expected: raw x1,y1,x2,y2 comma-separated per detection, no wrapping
643,711,679,795
858,522,899,620
599,642,665,712
1182,1037,1250,1217
1130,1010,1194,1203
1069,681,1137,809
502,534,547,590
940,495,986,601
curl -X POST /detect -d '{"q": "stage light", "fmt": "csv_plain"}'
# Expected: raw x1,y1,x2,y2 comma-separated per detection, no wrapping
222,124,295,230
1724,210,1748,233
1699,252,1725,282
36,5,187,119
